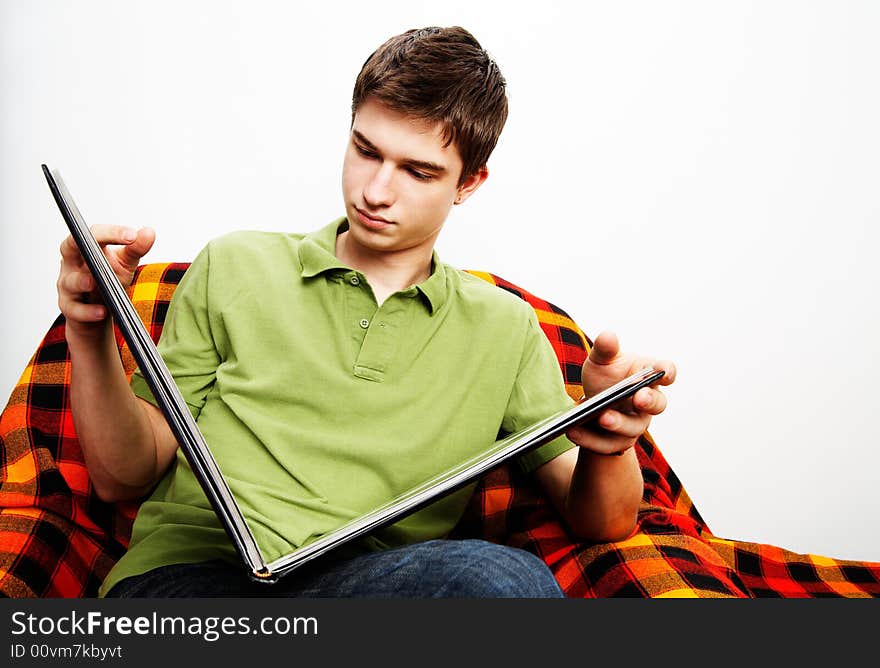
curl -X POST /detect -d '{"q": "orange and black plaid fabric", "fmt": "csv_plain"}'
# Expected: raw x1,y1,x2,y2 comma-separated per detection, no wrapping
2,263,879,597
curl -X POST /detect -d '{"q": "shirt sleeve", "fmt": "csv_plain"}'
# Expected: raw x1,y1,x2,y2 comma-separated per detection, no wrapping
130,242,220,420
502,307,577,473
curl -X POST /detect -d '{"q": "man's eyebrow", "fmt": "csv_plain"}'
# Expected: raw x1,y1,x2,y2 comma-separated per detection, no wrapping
352,129,448,174
352,130,379,152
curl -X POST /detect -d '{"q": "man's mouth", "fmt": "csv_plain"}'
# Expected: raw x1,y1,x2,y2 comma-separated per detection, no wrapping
355,207,394,231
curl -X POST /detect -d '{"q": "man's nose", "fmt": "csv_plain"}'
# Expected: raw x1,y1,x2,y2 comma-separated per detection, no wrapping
363,164,396,208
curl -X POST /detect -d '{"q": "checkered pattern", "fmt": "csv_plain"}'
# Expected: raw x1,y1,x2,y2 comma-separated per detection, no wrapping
2,263,879,597
0,263,187,597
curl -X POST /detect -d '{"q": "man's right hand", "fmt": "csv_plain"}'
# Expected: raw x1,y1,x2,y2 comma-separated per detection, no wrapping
56,223,178,502
57,225,155,341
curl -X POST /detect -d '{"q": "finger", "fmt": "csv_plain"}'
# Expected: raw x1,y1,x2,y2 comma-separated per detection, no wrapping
566,422,637,455
115,227,156,268
89,224,138,247
59,235,86,263
596,408,651,438
588,330,620,366
627,359,675,387
632,387,668,416
653,360,676,386
59,270,96,296
59,297,107,322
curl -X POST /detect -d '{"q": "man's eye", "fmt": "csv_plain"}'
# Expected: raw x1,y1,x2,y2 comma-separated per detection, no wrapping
355,144,378,159
407,168,432,181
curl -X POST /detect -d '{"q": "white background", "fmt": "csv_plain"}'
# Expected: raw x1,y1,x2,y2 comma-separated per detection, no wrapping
2,1,879,562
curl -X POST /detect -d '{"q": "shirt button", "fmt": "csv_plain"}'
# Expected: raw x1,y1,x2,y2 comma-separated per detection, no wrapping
350,276,360,286
359,318,370,329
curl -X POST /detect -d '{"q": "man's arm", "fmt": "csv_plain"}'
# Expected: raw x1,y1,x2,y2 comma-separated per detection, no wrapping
58,225,179,502
534,331,675,542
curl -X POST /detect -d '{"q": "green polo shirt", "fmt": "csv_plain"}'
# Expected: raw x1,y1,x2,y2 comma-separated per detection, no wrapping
99,218,574,596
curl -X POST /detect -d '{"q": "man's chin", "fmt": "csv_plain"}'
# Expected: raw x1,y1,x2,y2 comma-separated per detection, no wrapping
346,223,398,250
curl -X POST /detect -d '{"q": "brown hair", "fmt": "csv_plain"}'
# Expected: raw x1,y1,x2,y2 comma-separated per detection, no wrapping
352,26,508,186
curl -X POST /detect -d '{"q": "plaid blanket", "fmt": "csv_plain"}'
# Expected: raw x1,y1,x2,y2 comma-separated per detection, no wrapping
2,263,879,598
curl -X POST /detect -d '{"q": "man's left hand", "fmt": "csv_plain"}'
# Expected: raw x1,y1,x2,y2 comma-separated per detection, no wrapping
565,330,676,456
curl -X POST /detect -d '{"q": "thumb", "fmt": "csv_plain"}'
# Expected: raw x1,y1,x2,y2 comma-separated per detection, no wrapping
588,330,620,366
117,227,156,268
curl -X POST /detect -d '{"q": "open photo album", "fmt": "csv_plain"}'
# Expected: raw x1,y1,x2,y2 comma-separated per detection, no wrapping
42,164,664,584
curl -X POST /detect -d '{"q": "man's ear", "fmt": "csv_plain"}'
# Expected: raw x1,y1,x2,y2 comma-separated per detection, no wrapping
453,166,489,205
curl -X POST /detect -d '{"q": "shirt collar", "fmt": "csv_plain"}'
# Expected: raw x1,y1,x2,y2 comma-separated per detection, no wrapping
413,256,447,314
298,217,448,314
298,217,351,278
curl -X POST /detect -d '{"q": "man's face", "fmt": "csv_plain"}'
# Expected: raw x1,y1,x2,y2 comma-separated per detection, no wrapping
341,97,486,260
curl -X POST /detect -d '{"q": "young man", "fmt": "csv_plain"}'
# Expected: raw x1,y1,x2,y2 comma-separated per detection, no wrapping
57,26,674,598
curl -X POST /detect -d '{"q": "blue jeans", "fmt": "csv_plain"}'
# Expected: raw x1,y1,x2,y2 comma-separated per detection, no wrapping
106,539,565,598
